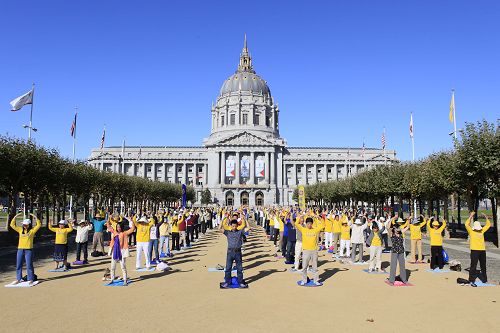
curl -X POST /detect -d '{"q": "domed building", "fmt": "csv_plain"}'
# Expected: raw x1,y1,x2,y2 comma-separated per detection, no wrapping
89,36,396,206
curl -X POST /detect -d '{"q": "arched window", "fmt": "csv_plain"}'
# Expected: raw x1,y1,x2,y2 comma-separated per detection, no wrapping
241,191,249,206
255,191,264,206
225,191,234,206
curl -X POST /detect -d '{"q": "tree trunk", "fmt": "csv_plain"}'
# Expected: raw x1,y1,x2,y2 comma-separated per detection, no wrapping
493,197,499,248
457,194,462,226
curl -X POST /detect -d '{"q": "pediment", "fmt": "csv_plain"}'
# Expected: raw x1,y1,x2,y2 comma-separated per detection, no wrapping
217,131,275,146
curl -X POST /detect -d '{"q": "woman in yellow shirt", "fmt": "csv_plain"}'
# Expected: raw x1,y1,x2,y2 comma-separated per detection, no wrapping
426,217,447,270
339,217,352,258
409,215,426,263
465,212,491,286
48,219,74,270
10,213,41,285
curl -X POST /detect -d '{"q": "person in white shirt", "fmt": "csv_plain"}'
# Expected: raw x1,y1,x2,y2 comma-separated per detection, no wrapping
350,217,368,263
74,219,93,264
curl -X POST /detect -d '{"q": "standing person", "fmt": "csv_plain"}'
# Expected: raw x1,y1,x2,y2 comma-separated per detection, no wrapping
293,216,303,272
133,215,154,270
219,214,248,289
350,217,368,263
178,211,188,248
159,213,171,257
149,216,160,264
91,212,107,256
339,217,352,258
285,216,297,264
48,219,74,270
128,213,137,248
331,213,342,256
74,219,93,264
409,215,426,263
281,211,290,256
465,212,491,286
295,215,322,286
106,218,135,285
366,221,385,272
324,212,334,251
387,222,409,285
170,214,181,252
427,216,447,270
186,210,195,246
379,217,390,252
9,213,41,285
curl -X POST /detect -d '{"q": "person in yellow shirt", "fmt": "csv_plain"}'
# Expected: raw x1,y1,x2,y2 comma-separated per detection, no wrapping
324,212,334,251
133,215,154,270
426,216,447,270
295,215,322,286
366,221,385,272
48,219,74,270
465,212,491,286
332,214,342,256
339,217,352,258
409,215,426,263
10,213,41,285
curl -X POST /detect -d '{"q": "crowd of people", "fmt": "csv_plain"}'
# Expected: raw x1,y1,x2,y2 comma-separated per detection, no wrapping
8,206,492,288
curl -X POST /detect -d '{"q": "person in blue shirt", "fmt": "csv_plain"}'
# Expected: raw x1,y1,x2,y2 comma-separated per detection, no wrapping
91,212,107,256
220,212,248,289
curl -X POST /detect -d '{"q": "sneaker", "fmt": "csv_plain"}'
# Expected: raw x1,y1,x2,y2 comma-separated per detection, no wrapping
123,279,128,286
83,260,89,264
28,281,33,286
313,281,322,286
12,280,20,285
220,282,229,289
239,283,248,289
299,281,306,286
368,269,373,273
470,282,477,287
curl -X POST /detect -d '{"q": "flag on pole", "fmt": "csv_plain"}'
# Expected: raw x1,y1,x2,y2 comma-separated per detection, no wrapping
381,129,386,149
100,126,106,150
362,139,365,158
137,146,142,160
409,113,414,138
10,89,34,111
121,138,125,158
70,112,77,138
449,91,455,123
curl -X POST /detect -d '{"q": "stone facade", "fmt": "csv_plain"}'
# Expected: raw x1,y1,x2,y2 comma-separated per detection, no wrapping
88,37,396,206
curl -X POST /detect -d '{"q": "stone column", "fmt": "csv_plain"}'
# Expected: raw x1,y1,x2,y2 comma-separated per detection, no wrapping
333,164,338,181
220,152,225,185
270,151,275,185
235,151,240,185
163,163,167,182
250,151,255,185
153,163,157,181
184,163,188,185
323,164,328,182
205,163,208,185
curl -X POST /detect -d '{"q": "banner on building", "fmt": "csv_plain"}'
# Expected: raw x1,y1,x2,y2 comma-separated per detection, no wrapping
181,184,187,207
298,185,306,211
240,159,250,178
255,159,265,178
225,159,235,177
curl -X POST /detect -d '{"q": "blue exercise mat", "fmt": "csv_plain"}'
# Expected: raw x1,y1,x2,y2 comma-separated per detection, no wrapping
426,268,451,273
220,277,248,289
135,267,155,272
104,279,132,287
48,268,71,272
208,268,237,273
475,280,496,287
297,280,323,287
362,269,388,274
351,261,368,265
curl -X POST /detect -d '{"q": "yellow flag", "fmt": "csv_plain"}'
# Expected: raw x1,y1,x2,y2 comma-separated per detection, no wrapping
298,185,306,211
449,91,455,123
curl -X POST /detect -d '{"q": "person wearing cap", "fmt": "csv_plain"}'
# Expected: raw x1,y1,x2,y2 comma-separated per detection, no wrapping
379,216,390,252
331,213,342,256
339,216,352,258
426,216,447,270
133,214,154,269
350,216,368,263
295,214,322,286
106,217,136,285
74,219,93,264
159,211,172,257
387,220,409,285
48,219,74,270
408,215,426,263
465,212,491,286
10,213,41,285
366,220,385,272
219,213,248,288
91,211,107,256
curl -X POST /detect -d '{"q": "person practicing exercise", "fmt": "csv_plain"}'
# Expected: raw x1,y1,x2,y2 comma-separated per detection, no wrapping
219,212,248,288
48,219,74,270
74,219,93,264
295,214,322,286
408,215,426,263
387,222,409,285
427,216,447,270
133,215,154,270
10,213,41,285
465,212,491,287
366,220,385,272
106,217,135,285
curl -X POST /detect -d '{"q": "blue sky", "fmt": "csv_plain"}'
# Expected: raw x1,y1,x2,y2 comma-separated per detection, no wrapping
1,0,498,161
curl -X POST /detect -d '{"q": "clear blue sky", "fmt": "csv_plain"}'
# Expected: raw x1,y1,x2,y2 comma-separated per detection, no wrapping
1,0,498,161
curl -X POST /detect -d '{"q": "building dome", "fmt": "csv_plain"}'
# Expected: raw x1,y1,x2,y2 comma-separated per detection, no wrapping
220,72,271,96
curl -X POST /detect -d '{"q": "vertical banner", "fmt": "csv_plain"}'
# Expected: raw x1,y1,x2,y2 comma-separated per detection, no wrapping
255,159,265,178
298,185,306,211
182,184,187,207
225,160,235,177
240,159,250,178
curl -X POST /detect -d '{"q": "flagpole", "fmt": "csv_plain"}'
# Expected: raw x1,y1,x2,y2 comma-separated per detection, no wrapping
383,127,387,166
411,112,417,215
452,89,457,140
69,106,78,220
28,83,35,142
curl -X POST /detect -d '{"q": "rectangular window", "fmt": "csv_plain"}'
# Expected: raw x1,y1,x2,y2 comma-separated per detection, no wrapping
230,114,235,125
147,166,152,172
198,166,203,173
177,166,182,172
221,115,225,126
242,114,248,125
188,168,193,173
254,114,260,125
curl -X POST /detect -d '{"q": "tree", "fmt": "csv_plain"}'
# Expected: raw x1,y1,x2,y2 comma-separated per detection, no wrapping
201,189,212,205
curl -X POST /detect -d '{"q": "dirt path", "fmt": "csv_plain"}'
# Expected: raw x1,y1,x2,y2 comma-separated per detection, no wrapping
1,224,500,333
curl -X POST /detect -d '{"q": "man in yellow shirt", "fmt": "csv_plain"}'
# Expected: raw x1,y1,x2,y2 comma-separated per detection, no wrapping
10,213,41,285
409,215,426,263
133,215,154,270
426,217,447,270
465,212,491,286
295,215,322,286
331,214,342,256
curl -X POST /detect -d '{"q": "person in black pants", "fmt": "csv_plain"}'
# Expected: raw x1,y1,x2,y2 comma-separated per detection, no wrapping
466,212,491,286
285,218,296,264
430,246,444,269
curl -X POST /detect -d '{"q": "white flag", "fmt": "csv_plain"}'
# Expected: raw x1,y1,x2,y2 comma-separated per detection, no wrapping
10,89,33,111
409,113,414,138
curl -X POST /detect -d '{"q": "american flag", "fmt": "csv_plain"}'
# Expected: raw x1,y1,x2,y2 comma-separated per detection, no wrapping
410,113,414,138
137,146,142,160
381,129,386,149
70,112,77,138
100,126,106,150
